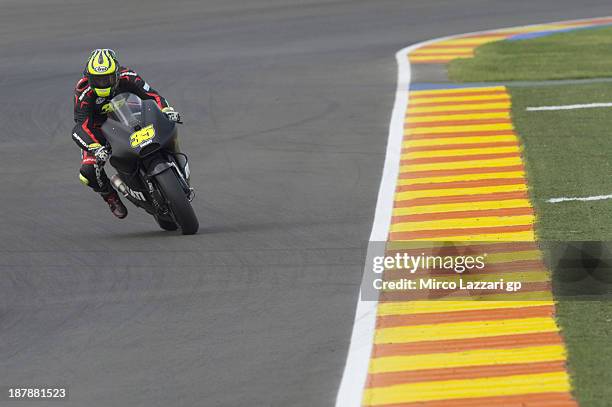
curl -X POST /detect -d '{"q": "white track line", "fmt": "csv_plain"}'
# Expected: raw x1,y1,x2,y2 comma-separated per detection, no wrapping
527,102,612,111
335,16,612,407
547,194,612,203
333,42,411,407
335,32,457,407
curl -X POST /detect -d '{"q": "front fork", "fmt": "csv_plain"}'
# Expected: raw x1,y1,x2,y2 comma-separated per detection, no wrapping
145,152,194,205
166,147,194,201
169,159,195,202
171,139,191,183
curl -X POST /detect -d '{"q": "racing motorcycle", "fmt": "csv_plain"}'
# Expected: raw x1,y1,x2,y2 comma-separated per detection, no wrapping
100,93,199,235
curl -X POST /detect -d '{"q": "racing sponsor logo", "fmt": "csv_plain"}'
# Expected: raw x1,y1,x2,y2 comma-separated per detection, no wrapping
101,103,113,114
124,184,146,201
72,132,89,149
78,87,91,101
96,97,106,104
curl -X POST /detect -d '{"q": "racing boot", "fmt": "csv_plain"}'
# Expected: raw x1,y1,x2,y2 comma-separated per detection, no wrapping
101,190,128,219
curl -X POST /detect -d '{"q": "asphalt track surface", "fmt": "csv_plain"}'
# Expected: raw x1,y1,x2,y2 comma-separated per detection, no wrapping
2,1,612,406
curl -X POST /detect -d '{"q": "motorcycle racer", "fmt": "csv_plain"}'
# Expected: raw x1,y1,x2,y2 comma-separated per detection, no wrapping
72,48,181,219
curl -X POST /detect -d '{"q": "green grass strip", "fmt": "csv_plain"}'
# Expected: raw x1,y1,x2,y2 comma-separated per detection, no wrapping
448,26,612,406
449,26,612,82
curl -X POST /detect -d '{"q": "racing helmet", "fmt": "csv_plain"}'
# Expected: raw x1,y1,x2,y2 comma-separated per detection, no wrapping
85,49,119,98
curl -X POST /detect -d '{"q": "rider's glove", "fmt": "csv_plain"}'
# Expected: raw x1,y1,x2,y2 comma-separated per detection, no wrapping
92,146,110,166
162,106,181,123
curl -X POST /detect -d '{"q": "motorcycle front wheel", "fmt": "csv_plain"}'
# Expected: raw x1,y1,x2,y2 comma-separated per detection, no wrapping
154,169,199,235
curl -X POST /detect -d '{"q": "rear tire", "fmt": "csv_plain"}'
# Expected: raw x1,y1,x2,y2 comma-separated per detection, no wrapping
154,169,199,235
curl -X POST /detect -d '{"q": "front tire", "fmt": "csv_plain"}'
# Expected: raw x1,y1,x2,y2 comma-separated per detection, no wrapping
154,213,178,231
154,169,199,235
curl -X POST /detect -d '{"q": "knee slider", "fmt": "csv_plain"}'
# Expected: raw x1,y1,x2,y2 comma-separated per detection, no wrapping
79,165,96,188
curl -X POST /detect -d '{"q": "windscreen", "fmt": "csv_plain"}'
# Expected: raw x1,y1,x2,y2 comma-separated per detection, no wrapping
108,93,145,128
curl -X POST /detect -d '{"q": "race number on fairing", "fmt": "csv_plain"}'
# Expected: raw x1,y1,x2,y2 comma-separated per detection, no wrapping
130,124,155,148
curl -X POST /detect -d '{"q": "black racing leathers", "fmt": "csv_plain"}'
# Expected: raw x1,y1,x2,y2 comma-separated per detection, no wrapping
72,66,170,192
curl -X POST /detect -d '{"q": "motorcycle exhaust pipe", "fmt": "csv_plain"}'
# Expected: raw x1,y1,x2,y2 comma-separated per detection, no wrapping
110,174,129,197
